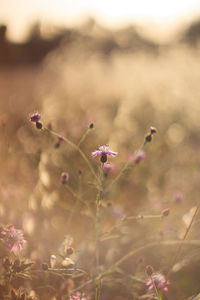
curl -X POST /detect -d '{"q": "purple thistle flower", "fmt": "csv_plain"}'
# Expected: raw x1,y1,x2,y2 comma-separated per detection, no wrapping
69,291,88,300
92,145,118,163
92,145,118,157
130,150,146,164
29,112,41,123
2,225,26,252
146,273,170,292
61,172,69,184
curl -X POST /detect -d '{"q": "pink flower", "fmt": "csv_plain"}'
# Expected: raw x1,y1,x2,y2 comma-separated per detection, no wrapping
130,150,146,164
174,192,183,204
146,273,170,292
29,112,41,123
92,145,118,163
2,225,26,252
103,163,115,174
69,291,87,300
61,172,69,184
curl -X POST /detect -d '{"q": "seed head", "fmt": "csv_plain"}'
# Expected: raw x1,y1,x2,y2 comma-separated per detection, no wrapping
162,208,170,217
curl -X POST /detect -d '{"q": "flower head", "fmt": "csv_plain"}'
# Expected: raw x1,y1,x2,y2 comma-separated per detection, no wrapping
61,172,69,184
92,145,118,163
69,291,87,300
146,273,170,292
130,150,146,164
2,225,26,252
174,192,183,204
29,112,41,123
103,163,115,174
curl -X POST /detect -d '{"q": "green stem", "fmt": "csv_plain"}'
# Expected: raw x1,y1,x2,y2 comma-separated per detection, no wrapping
150,274,161,300
166,203,200,280
70,239,200,295
44,127,100,186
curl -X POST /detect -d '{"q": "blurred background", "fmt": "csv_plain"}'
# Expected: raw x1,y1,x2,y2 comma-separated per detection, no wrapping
1,1,200,299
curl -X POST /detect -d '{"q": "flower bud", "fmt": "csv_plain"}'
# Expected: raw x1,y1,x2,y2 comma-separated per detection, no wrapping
162,208,170,217
146,265,154,276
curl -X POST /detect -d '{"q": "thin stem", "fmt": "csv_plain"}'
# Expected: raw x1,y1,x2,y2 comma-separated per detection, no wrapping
100,214,162,239
150,274,161,300
95,191,101,271
70,239,200,295
166,203,200,280
77,128,91,148
105,141,145,192
43,127,100,186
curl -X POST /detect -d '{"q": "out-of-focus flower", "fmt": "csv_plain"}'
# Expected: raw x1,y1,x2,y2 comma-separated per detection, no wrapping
69,291,87,300
61,172,69,184
29,112,41,123
146,273,170,292
29,112,42,129
50,255,57,269
174,192,183,204
2,225,26,252
103,163,115,174
130,150,146,164
92,145,118,163
55,133,66,148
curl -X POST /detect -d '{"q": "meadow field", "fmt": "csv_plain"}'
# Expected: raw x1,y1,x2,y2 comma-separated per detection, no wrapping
0,20,200,299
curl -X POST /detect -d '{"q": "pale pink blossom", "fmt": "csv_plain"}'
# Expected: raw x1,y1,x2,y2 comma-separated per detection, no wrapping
2,225,26,252
130,150,146,164
103,163,115,174
146,273,170,292
69,291,87,300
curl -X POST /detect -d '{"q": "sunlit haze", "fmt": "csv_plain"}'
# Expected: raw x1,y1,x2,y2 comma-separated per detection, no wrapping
0,0,200,41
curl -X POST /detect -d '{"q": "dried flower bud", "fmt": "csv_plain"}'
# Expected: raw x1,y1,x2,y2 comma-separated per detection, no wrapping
61,172,69,184
150,127,157,135
42,263,48,271
36,121,43,129
162,208,170,217
146,265,154,276
78,169,82,175
89,123,94,129
145,134,152,143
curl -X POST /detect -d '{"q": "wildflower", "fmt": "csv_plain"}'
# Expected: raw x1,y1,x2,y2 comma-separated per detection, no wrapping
174,192,183,204
146,273,170,292
2,225,26,252
130,150,146,164
145,126,157,144
92,145,118,163
69,291,87,300
61,172,69,184
29,112,41,123
103,163,115,174
29,112,42,129
55,133,66,148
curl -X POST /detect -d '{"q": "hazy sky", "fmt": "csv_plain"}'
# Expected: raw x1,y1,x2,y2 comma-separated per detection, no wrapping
0,0,200,41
